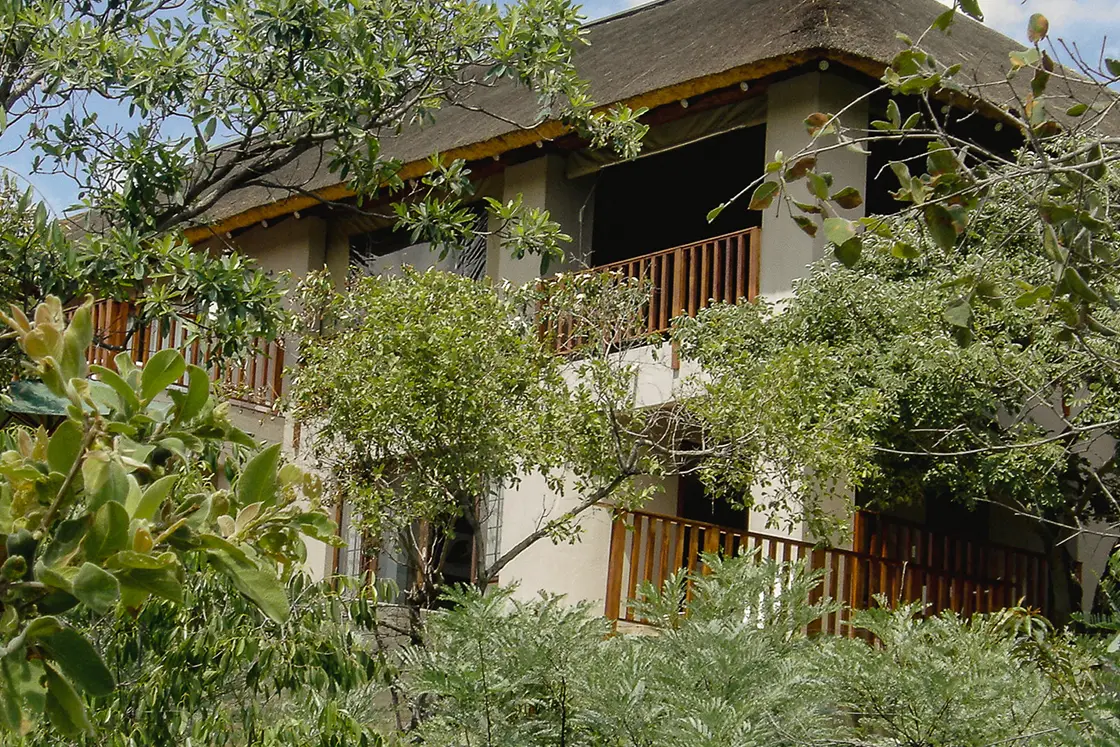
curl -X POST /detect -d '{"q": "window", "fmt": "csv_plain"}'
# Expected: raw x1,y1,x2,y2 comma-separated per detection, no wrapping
349,205,487,280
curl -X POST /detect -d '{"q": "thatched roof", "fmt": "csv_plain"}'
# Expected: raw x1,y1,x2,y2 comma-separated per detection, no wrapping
186,0,1030,240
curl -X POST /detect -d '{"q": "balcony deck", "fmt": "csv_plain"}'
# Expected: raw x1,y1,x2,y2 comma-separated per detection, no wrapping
605,509,1050,632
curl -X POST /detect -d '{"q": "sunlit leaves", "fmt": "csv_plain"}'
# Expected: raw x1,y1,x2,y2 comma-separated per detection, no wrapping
749,181,780,211
1027,13,1049,43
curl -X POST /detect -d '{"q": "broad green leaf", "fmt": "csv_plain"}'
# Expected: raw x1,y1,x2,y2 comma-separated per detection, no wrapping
943,298,973,328
83,452,129,510
748,181,780,211
1066,103,1088,117
139,349,186,403
104,550,177,571
834,237,862,268
89,366,140,414
705,204,727,223
40,519,87,569
792,216,818,237
117,566,184,604
60,304,92,382
176,365,210,422
0,659,23,733
1027,13,1048,43
923,204,961,251
806,172,830,201
830,187,863,210
931,7,955,31
34,627,114,697
822,218,857,247
72,563,120,615
83,502,130,562
128,474,178,521
208,548,290,624
46,421,84,476
43,665,91,738
1062,266,1101,303
237,444,282,509
959,0,983,21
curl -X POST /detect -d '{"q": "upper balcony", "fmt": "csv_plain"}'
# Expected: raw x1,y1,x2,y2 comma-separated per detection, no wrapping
87,299,285,410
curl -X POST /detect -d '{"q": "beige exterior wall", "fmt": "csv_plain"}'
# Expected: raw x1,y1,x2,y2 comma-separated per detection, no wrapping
760,72,870,300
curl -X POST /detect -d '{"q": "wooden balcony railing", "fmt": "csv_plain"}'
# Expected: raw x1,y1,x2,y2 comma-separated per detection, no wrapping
604,509,1049,633
541,227,762,353
88,299,285,409
594,227,761,337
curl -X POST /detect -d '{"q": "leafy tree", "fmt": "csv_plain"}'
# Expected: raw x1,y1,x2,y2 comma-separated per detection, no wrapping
673,188,1120,617
290,269,707,610
705,1,1120,559
18,571,384,747
0,297,337,737
0,0,646,377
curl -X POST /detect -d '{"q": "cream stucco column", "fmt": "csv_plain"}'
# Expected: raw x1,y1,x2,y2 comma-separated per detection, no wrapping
489,154,597,286
760,71,870,300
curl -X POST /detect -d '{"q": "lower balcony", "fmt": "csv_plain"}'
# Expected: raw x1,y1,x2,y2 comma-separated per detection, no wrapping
604,509,1050,633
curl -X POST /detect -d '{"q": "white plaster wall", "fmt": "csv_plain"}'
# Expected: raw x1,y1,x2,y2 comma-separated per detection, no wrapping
760,72,869,301
497,473,616,605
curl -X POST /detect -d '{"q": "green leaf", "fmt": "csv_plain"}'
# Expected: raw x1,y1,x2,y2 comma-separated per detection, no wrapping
104,550,177,571
1027,13,1049,43
47,421,84,476
706,204,726,223
83,454,129,511
931,7,955,31
237,444,282,509
923,204,961,251
806,172,830,201
834,237,862,268
958,0,983,21
1066,103,1089,117
943,298,973,328
822,218,857,247
34,627,114,697
72,563,120,615
128,475,178,522
83,501,130,562
891,242,922,259
208,548,290,624
748,181,780,211
174,365,210,423
1062,266,1101,303
1107,59,1120,78
886,99,902,128
43,664,91,738
117,566,183,605
89,365,141,414
792,216,818,237
139,349,186,403
830,187,864,210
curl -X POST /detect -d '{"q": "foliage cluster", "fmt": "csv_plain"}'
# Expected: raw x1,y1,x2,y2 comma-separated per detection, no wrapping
408,555,1104,747
0,298,338,737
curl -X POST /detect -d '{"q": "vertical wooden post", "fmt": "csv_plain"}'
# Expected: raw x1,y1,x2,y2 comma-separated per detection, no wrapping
748,227,762,301
604,516,627,621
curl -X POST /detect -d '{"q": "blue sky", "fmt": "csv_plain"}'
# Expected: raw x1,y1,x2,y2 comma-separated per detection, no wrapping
11,0,1120,215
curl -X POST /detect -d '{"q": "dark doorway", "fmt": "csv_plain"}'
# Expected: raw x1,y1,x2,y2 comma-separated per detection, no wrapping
591,125,765,266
